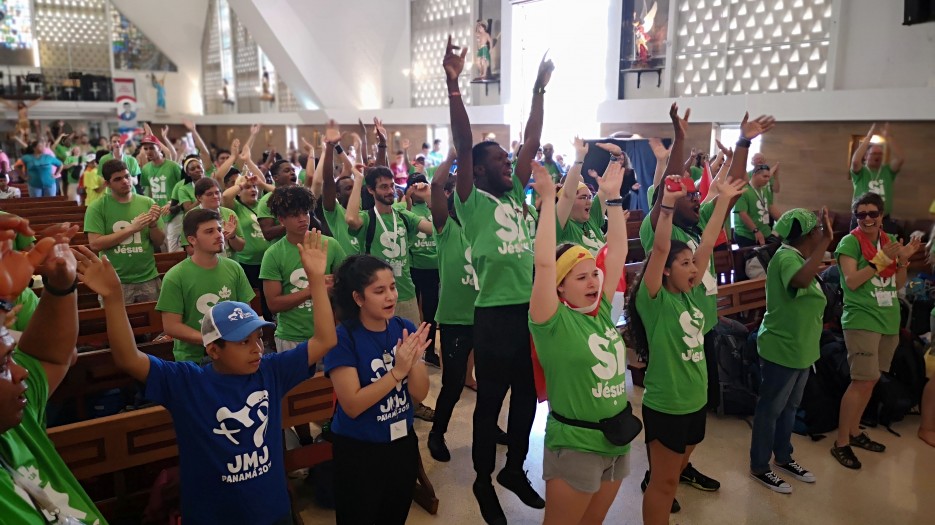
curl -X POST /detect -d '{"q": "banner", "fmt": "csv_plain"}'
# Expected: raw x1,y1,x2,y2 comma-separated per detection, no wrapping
113,77,141,140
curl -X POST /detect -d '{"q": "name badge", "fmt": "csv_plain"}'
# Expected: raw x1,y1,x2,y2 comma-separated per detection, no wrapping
875,289,893,307
391,260,404,277
390,419,408,441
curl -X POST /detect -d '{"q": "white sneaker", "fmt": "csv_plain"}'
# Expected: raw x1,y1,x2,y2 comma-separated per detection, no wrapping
774,461,816,483
750,470,792,494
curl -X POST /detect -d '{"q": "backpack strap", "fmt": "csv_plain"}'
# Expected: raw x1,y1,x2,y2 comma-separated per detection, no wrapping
365,208,377,254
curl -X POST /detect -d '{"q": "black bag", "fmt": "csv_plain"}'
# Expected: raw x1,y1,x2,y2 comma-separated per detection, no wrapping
550,404,643,447
819,266,844,327
714,317,757,416
751,237,782,270
795,330,849,437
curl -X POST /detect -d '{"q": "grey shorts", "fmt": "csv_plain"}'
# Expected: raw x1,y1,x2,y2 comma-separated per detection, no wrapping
843,329,899,381
542,447,628,494
99,278,161,306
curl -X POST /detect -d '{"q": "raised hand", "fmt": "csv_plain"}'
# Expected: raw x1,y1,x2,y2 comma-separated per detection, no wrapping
714,139,733,159
38,223,79,244
401,138,411,151
300,136,315,153
392,323,433,377
716,175,747,199
881,241,902,261
239,147,251,163
443,35,467,81
648,137,670,160
161,125,170,137
530,162,556,200
230,138,241,155
596,142,623,157
818,207,833,243
250,123,261,136
42,242,77,291
324,119,341,145
596,161,624,199
660,175,687,206
572,135,589,159
297,229,328,278
222,214,238,238
669,103,691,138
357,118,367,138
72,246,121,299
534,51,555,90
182,119,196,132
739,112,776,140
898,237,921,261
373,117,387,144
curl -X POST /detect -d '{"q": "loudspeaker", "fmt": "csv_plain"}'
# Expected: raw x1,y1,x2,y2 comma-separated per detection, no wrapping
904,0,934,25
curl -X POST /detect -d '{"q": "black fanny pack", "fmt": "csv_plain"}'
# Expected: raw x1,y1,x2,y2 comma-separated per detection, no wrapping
551,403,643,446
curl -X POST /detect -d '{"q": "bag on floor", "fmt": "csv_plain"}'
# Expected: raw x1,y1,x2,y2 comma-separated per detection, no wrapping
714,317,756,415
795,330,849,437
819,266,844,328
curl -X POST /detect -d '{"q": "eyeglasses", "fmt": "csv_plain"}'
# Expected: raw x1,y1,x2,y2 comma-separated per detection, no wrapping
687,191,701,200
854,211,881,220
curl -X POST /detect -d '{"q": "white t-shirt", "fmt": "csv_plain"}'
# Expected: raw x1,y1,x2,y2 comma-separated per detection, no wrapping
0,186,21,199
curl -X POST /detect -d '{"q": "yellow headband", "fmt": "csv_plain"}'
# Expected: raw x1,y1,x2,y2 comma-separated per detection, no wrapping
184,157,202,172
556,245,594,286
557,181,588,200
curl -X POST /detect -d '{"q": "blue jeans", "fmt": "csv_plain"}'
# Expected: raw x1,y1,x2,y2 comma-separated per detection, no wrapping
749,359,809,474
28,184,57,197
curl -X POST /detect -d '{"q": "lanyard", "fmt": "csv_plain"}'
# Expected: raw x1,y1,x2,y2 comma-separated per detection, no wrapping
750,183,769,210
374,209,398,241
0,453,87,524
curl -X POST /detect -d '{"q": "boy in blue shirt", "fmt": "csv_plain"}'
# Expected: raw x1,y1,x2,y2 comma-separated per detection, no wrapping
72,232,337,525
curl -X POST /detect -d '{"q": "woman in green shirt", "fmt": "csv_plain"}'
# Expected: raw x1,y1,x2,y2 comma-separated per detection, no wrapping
166,155,205,252
749,208,832,493
528,160,631,525
626,174,743,525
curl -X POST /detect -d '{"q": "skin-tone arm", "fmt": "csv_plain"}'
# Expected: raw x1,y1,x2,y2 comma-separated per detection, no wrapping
213,139,240,186
444,37,475,203
344,161,365,231
407,185,435,235
259,217,285,241
320,140,338,212
598,163,630,301
308,145,325,198
297,231,338,363
841,236,918,290
51,133,68,151
373,118,389,167
19,241,79,395
160,126,178,162
263,279,313,313
330,323,432,418
850,124,876,175
556,137,589,230
430,148,457,232
401,139,412,172
87,211,156,252
769,162,781,193
240,153,275,193
243,124,261,156
717,112,776,217
693,176,746,275
649,104,690,230
702,150,732,204
221,175,245,208
357,119,369,164
514,55,554,188
529,163,560,323
162,312,203,346
12,136,27,148
789,208,834,289
183,119,215,172
311,121,341,198
882,123,904,173
223,214,244,252
645,177,680,298
73,247,151,382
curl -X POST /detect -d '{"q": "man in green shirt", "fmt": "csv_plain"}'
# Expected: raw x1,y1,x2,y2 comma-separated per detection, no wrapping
261,185,345,353
848,123,903,234
85,159,166,304
402,173,441,366
156,208,255,362
139,135,182,208
446,37,551,521
732,164,780,247
99,134,142,193
0,236,106,525
320,138,361,257
257,159,299,241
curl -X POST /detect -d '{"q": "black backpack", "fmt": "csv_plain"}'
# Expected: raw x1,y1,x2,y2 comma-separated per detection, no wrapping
818,265,844,328
863,331,927,434
795,330,850,438
714,317,757,416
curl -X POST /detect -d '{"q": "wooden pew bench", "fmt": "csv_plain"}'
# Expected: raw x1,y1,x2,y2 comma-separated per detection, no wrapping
77,302,163,347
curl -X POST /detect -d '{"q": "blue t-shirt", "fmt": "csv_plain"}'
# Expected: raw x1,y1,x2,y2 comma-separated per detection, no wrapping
21,154,63,187
324,317,418,443
144,345,313,525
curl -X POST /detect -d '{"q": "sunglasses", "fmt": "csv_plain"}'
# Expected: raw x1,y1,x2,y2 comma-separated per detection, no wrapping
854,211,881,220
687,191,701,200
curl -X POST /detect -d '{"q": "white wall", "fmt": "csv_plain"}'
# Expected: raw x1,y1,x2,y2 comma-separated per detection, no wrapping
836,0,935,90
110,0,208,115
229,0,411,111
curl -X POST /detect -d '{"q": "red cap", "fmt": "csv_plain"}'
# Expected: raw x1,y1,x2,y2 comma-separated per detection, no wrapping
139,134,160,145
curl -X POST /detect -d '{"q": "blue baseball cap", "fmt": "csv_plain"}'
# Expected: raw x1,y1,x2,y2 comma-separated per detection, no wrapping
200,301,274,346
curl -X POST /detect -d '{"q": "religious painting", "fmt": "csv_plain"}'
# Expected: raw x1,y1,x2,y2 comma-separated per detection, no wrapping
621,0,668,69
473,0,502,82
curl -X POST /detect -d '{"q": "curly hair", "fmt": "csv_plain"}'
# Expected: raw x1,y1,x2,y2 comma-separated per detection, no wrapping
268,185,315,219
331,255,393,323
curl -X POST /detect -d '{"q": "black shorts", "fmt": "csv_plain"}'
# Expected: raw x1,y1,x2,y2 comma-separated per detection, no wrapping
642,405,707,454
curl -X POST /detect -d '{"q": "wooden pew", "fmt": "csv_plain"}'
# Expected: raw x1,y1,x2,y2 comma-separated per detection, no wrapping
716,277,766,317
0,195,67,205
77,302,163,346
0,201,77,213
8,205,85,218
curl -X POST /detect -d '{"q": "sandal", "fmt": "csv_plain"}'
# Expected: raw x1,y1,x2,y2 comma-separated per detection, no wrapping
830,444,862,470
850,432,886,452
415,403,435,422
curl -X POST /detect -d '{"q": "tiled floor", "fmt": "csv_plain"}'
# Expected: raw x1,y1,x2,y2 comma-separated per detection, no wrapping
296,366,935,524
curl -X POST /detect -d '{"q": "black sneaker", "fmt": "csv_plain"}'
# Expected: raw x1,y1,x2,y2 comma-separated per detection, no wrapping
496,426,508,446
640,470,681,513
774,461,816,483
473,480,507,525
680,463,721,491
750,471,792,494
428,431,450,462
496,468,545,509
424,352,441,368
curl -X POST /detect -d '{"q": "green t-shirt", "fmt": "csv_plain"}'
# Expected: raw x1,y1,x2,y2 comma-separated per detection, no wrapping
756,247,826,369
0,212,35,250
156,257,256,362
179,206,237,258
170,180,196,205
543,161,562,183
530,298,631,456
689,165,703,183
99,153,141,177
454,174,533,307
434,220,478,325
407,202,437,269
12,287,39,332
83,193,161,284
0,351,107,525
850,165,897,216
256,192,275,220
297,169,307,185
525,204,539,242
64,156,80,183
53,143,69,162
141,160,182,206
231,199,271,266
322,202,361,257
349,208,423,302
556,195,606,255
259,235,345,342
635,284,708,415
834,233,900,335
732,183,773,240
639,202,718,333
